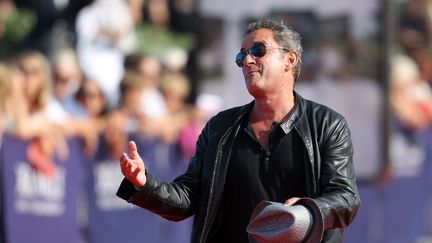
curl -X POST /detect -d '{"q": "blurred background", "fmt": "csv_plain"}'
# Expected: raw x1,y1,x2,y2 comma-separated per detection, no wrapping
1,0,432,242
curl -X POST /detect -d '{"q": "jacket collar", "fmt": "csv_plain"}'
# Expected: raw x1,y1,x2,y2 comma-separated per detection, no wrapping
280,92,302,134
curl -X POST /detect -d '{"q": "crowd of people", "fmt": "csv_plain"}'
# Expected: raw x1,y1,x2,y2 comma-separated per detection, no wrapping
389,0,432,178
0,1,219,242
0,0,218,169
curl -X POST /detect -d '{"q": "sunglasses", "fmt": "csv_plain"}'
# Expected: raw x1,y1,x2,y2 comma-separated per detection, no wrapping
235,42,288,67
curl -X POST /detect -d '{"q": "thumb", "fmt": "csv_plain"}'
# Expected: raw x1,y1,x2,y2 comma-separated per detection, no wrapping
128,141,140,159
285,197,300,206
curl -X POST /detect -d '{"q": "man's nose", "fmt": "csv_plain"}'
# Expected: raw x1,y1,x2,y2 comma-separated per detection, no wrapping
244,53,256,67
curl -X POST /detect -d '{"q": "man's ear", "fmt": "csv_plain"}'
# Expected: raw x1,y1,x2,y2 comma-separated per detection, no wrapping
285,51,298,71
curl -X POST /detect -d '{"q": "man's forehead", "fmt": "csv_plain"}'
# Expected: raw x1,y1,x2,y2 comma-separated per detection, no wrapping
241,29,275,46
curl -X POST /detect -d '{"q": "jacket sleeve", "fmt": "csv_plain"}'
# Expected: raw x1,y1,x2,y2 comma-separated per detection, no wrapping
313,116,361,231
116,118,213,222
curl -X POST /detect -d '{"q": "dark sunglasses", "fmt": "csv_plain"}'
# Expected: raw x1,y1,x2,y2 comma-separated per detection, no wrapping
235,42,288,67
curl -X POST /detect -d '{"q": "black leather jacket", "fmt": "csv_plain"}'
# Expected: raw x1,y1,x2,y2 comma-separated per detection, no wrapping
117,92,361,243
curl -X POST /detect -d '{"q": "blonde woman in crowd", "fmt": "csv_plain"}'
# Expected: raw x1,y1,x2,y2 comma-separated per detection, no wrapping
8,51,70,177
7,51,99,177
0,61,26,145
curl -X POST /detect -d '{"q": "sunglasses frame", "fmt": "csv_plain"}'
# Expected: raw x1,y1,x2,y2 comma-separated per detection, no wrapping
235,42,288,67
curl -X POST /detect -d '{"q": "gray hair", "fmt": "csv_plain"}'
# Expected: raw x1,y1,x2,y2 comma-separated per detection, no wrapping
245,19,303,80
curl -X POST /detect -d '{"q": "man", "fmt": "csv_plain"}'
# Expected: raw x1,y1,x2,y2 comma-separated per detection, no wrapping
117,19,360,242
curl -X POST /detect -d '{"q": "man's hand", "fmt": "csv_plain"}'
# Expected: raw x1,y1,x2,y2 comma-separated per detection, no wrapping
120,141,146,187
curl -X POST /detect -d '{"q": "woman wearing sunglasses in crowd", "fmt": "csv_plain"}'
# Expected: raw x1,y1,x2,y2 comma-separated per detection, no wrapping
117,18,360,243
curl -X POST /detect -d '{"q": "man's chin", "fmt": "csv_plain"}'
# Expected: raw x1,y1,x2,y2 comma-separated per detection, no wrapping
246,84,264,97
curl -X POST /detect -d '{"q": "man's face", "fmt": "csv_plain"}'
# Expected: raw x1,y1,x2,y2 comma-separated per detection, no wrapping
239,28,289,98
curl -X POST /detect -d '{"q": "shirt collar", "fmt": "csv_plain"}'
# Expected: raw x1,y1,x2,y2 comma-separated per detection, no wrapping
242,92,301,135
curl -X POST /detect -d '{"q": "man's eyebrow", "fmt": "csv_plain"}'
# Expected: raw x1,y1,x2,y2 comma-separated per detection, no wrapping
240,41,267,51
254,41,267,45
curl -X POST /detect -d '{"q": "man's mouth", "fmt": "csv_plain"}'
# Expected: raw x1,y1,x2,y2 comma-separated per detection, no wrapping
246,67,260,74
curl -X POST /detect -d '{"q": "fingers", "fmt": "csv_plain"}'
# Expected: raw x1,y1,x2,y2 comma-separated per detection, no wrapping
284,197,300,206
130,166,141,179
120,154,137,178
128,141,140,159
119,141,146,186
120,153,131,175
119,152,129,166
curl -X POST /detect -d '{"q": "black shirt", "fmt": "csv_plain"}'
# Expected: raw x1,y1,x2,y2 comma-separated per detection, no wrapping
210,105,308,243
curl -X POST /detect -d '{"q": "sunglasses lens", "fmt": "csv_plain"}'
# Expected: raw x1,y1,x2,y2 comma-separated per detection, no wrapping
235,43,267,67
235,51,247,67
250,43,267,57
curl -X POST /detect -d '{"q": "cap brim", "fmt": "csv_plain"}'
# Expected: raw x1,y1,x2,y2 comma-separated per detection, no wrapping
296,198,324,243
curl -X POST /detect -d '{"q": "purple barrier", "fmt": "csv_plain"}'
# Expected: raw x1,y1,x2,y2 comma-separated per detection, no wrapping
143,138,193,243
344,185,385,243
382,176,427,243
345,176,429,243
85,134,192,243
0,135,82,243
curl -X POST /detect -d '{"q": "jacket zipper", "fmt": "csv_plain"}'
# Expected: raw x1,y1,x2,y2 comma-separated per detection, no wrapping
294,125,317,195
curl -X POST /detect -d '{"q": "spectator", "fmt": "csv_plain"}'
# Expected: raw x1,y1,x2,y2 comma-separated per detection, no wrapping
124,53,168,118
16,51,98,164
51,47,84,116
14,51,70,177
158,72,192,144
76,78,108,119
75,0,138,108
103,71,148,158
0,61,26,144
389,54,432,177
390,54,432,130
136,0,194,58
